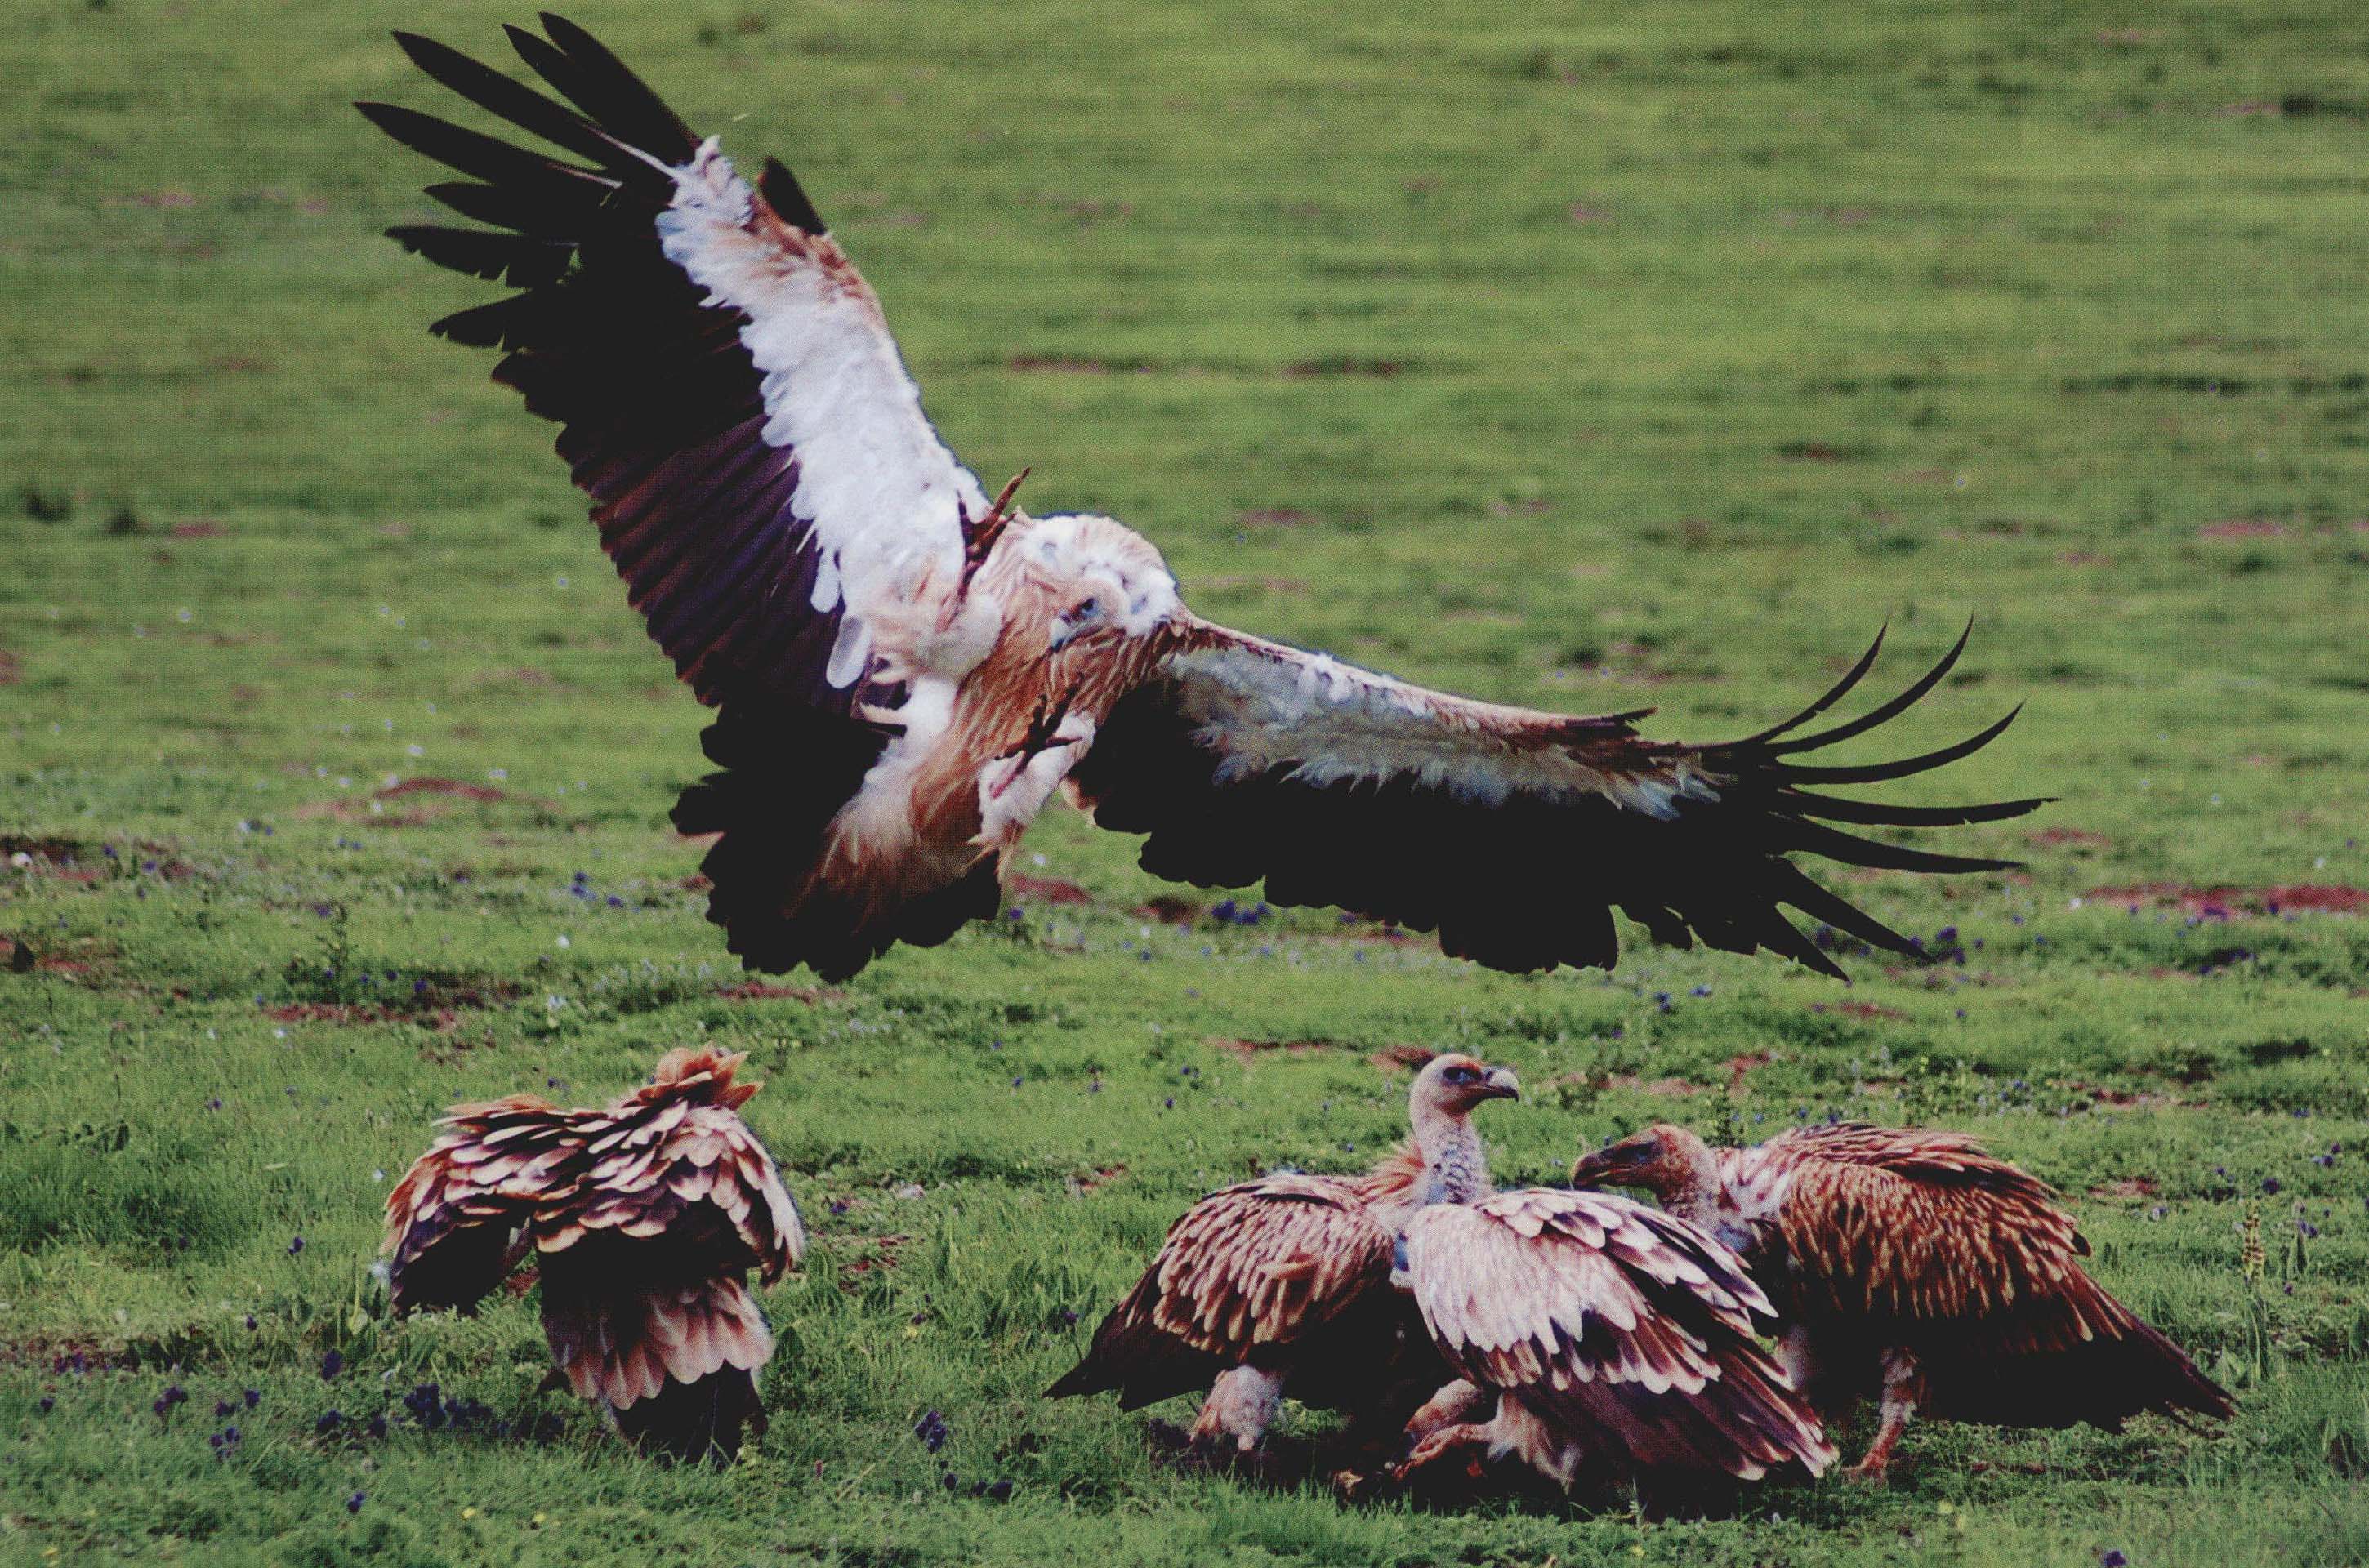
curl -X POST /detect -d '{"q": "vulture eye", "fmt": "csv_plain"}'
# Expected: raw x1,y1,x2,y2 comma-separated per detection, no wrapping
1443,1066,1475,1083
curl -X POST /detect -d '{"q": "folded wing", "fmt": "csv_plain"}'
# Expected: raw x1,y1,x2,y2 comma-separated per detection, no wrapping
1048,1174,1401,1410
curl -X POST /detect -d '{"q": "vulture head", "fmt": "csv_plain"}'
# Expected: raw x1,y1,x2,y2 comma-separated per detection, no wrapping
1026,514,1181,651
645,1046,763,1110
1568,1122,1715,1200
1411,1052,1522,1117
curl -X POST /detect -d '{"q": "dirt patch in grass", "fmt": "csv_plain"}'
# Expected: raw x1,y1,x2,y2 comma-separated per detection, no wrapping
716,983,837,1004
2088,882,2368,916
1066,1164,1127,1196
1008,875,1092,905
2032,826,2111,848
1207,1036,1335,1061
1134,895,1202,923
1810,1000,1910,1021
378,777,511,803
2090,1177,2161,1200
1367,1045,1434,1073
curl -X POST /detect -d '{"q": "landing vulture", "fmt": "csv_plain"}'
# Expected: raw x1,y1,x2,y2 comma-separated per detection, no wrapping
1048,1053,1518,1453
1394,1188,1835,1489
383,1046,805,1460
1572,1122,2233,1477
363,17,2045,980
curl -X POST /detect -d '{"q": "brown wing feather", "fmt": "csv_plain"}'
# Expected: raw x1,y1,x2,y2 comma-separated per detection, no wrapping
1048,1174,1399,1409
1407,1190,1832,1481
1759,1125,2234,1426
1069,620,2043,978
381,1094,587,1314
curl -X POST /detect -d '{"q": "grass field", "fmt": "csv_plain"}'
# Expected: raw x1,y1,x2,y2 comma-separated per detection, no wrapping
7,0,2369,1561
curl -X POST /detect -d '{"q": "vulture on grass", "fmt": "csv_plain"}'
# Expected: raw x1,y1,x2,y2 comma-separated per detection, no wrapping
1392,1188,1835,1490
1047,1053,1519,1454
383,1047,805,1460
362,16,2046,982
1570,1122,2234,1478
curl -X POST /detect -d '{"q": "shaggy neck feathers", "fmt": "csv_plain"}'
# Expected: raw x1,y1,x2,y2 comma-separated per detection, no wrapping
1412,1103,1491,1206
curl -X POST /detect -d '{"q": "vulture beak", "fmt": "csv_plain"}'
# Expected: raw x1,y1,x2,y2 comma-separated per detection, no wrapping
1046,616,1082,653
1568,1149,1617,1188
1479,1066,1521,1102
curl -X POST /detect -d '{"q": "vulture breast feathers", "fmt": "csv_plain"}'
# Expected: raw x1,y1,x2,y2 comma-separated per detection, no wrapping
1403,1190,1833,1485
366,17,2046,982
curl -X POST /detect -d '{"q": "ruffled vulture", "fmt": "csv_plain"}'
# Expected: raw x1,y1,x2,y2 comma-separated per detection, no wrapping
1394,1189,1835,1490
1047,1052,1519,1454
361,17,2045,982
383,1047,805,1460
1572,1122,2233,1478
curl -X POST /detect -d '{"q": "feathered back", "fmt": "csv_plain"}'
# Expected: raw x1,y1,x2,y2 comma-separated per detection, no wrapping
1046,1173,1402,1410
1404,1189,1832,1481
542,1047,806,1283
382,1046,809,1459
381,1094,589,1314
1746,1122,2234,1427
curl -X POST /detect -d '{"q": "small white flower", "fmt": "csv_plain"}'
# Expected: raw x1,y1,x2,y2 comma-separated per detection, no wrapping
488,768,508,782
176,608,192,623
405,744,423,758
555,934,571,949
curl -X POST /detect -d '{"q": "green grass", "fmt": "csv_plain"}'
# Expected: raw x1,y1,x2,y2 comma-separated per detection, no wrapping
6,0,2369,1561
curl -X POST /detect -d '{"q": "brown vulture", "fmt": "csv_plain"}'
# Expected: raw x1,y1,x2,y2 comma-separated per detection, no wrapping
382,1046,806,1460
1394,1188,1835,1490
361,16,2046,982
1570,1121,2234,1478
1046,1052,1519,1453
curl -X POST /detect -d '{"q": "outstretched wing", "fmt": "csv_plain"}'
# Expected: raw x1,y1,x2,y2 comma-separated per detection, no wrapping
360,16,995,713
1068,618,2043,976
1405,1190,1831,1480
381,1094,585,1314
1047,1174,1398,1409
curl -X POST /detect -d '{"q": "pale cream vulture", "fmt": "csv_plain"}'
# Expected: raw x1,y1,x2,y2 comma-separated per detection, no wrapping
1571,1122,2233,1478
1394,1188,1835,1490
360,17,2046,982
1047,1053,1519,1454
383,1046,805,1460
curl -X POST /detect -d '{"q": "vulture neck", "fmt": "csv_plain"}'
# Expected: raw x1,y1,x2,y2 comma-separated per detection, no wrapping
1411,1106,1491,1206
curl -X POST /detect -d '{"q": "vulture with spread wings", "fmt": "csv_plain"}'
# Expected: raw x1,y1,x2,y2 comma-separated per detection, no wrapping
363,17,2045,981
1572,1122,2234,1479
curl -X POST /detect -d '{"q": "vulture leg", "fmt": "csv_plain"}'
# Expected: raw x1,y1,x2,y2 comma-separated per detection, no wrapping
1845,1348,1925,1481
1388,1419,1496,1484
1189,1365,1287,1453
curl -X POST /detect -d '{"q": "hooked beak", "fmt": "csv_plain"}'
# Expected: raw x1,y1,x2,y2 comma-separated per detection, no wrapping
1046,617,1081,653
1568,1149,1617,1188
1479,1067,1520,1102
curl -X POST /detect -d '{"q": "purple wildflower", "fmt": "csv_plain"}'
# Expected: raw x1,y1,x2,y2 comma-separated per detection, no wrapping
320,1349,344,1380
346,1491,367,1514
288,1236,306,1256
914,1409,950,1452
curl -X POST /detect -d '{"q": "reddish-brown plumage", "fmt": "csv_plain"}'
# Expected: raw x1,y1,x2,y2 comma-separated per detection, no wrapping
1396,1187,1835,1490
1048,1054,1517,1454
1572,1122,2233,1477
382,1048,805,1460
